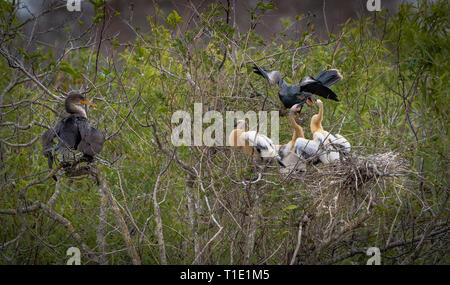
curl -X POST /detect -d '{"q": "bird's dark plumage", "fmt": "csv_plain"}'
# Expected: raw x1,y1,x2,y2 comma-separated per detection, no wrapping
299,78,338,101
42,93,105,179
253,64,342,109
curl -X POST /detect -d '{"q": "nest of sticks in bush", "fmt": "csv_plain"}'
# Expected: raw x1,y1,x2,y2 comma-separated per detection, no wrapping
290,151,410,193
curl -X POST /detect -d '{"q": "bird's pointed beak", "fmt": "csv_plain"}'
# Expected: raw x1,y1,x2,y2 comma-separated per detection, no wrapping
306,96,315,107
80,100,97,107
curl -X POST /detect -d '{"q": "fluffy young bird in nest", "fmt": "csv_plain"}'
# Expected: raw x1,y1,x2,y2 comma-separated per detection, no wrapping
310,99,351,161
229,119,285,167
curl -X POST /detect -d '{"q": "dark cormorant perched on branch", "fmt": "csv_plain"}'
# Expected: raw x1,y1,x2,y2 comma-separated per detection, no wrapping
42,93,105,176
252,64,343,111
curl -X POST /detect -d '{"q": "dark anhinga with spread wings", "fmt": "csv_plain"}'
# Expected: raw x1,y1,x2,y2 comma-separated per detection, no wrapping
252,64,342,110
42,93,105,177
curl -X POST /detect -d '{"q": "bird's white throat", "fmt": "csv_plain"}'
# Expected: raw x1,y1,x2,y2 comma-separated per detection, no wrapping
73,104,87,118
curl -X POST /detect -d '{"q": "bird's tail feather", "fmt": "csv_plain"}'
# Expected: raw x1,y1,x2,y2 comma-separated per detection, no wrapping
316,69,343,87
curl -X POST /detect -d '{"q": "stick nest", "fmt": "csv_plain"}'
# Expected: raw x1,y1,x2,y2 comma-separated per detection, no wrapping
294,151,410,192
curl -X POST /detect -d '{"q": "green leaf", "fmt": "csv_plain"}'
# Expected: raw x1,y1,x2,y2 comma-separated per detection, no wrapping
166,10,182,28
59,62,81,78
256,2,275,12
283,205,298,211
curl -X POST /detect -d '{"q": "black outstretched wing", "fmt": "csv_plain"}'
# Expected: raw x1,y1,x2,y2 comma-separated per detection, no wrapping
299,77,339,101
315,69,343,87
77,117,105,157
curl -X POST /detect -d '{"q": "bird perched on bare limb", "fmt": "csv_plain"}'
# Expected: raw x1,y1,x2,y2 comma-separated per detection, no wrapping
42,93,105,179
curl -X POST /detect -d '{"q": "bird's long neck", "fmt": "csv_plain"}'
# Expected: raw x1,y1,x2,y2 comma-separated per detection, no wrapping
231,127,248,148
66,103,87,118
289,110,304,150
267,70,283,86
278,78,288,88
310,101,323,134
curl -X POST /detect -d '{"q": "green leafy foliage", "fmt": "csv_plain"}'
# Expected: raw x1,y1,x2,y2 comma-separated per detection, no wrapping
0,0,447,265
166,10,182,28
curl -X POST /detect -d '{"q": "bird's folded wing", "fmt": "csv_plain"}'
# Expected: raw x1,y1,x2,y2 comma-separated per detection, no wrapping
294,138,320,159
244,131,282,158
331,134,351,154
244,131,272,149
42,121,63,155
42,121,66,168
77,118,105,156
